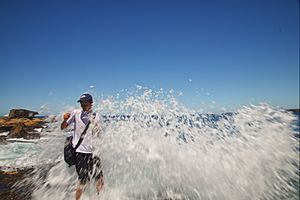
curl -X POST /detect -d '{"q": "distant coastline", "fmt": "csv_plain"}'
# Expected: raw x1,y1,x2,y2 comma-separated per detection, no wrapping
287,108,300,114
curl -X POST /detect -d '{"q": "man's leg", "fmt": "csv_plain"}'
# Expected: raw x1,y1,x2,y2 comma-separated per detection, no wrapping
96,176,104,194
93,156,104,194
75,153,92,200
75,184,85,200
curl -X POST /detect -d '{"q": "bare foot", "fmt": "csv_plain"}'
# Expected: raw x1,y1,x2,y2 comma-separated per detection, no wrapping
96,177,104,194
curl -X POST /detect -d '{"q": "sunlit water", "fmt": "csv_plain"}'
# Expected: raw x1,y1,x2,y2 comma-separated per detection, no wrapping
1,88,299,200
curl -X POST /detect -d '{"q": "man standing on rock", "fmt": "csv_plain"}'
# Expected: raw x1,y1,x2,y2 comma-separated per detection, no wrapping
61,93,104,200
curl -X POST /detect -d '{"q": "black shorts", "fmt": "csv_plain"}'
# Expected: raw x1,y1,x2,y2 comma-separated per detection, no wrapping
75,152,103,184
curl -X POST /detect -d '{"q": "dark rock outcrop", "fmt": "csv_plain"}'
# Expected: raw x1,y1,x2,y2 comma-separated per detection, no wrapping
287,109,300,114
0,109,46,140
0,125,12,132
8,109,38,119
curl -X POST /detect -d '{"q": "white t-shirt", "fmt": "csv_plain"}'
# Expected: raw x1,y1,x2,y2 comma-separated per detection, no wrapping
66,109,100,154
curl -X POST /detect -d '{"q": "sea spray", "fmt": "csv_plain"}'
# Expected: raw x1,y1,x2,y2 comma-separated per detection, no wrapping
11,88,299,200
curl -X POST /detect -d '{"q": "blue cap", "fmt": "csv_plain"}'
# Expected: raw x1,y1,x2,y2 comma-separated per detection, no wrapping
77,93,93,103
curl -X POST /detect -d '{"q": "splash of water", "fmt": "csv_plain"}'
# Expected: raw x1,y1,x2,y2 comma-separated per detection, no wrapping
15,88,299,200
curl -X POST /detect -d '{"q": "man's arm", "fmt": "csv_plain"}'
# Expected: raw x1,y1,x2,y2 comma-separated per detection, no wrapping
92,122,101,137
92,114,101,136
61,113,71,130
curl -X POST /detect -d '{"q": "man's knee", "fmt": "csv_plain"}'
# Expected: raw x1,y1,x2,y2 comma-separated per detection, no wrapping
76,183,86,193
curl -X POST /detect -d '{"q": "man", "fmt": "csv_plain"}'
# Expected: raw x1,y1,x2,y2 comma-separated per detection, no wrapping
61,93,104,200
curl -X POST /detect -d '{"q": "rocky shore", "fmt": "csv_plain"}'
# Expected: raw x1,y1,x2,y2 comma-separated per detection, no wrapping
0,109,48,199
0,109,47,144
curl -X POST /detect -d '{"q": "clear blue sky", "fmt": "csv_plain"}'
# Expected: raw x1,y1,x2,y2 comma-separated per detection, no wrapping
0,0,299,115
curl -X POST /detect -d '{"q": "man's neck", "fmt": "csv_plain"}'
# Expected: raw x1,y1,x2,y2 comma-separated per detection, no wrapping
82,109,92,113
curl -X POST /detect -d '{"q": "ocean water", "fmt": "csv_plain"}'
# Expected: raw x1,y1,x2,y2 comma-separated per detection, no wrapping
1,88,299,200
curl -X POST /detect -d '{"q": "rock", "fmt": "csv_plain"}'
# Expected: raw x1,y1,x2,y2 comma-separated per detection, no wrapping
0,117,9,124
8,123,26,138
287,108,300,114
8,109,38,119
0,167,34,200
4,118,45,127
0,114,46,139
23,132,40,139
0,136,7,145
7,123,42,139
0,125,12,133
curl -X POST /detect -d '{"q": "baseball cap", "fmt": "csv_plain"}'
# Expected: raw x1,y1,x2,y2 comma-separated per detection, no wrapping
77,93,93,103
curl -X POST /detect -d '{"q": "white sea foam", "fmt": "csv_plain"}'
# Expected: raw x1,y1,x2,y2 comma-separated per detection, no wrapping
5,88,299,200
0,131,9,136
0,131,67,167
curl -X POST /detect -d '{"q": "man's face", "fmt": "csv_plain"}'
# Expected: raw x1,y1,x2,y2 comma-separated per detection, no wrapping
80,101,92,111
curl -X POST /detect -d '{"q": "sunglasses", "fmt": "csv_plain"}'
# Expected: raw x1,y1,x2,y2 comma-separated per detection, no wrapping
80,101,92,106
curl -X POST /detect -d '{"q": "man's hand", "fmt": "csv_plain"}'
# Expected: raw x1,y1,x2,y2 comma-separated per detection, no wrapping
63,113,71,120
61,113,70,130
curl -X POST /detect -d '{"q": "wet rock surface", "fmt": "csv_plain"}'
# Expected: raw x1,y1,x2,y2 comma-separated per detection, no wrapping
0,167,34,200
